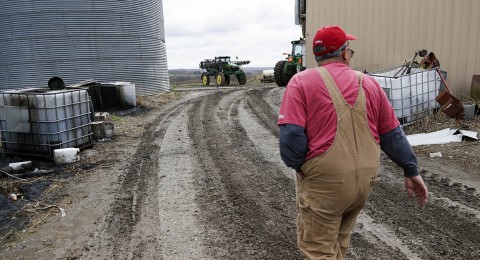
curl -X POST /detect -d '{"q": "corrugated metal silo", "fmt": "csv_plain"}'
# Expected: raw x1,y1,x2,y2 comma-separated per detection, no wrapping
0,0,170,95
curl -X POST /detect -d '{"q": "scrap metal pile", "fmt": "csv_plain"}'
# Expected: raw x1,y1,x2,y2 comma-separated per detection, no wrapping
368,50,465,125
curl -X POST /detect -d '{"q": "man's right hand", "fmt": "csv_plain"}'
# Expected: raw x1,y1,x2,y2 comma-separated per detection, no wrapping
405,175,428,207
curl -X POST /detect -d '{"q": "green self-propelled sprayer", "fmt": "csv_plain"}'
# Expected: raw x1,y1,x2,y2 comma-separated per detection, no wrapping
199,56,250,86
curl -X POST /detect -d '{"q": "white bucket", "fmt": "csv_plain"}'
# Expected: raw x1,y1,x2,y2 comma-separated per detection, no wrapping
9,161,33,171
104,122,114,138
464,104,476,119
53,148,80,165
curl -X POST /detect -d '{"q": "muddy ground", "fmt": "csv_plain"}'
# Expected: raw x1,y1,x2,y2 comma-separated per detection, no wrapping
0,85,479,259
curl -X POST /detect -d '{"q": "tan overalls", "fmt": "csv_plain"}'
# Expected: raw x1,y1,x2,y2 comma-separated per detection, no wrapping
296,67,381,259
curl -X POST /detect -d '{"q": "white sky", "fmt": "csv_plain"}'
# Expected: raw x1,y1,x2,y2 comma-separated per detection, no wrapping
163,0,302,69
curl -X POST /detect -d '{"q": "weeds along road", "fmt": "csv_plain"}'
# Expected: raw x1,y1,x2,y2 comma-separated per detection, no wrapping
77,86,480,259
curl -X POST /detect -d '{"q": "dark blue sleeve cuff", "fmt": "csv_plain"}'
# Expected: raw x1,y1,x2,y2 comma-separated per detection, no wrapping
380,126,419,177
279,124,308,171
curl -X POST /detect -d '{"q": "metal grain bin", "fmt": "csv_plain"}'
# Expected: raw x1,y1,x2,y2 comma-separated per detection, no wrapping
0,0,169,96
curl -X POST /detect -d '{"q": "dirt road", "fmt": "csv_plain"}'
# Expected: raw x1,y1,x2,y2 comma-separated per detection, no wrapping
1,86,479,259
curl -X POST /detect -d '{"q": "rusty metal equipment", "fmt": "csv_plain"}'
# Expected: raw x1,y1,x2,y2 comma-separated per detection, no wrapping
419,52,440,69
393,49,428,77
435,68,465,121
405,50,428,75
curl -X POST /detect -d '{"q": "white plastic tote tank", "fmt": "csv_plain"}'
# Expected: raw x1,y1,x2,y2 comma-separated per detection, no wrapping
0,88,93,156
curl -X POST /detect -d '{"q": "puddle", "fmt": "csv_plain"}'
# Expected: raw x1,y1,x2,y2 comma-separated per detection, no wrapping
0,158,74,240
19,180,52,201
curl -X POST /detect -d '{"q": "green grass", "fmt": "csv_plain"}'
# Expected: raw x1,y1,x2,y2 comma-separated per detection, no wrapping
110,114,123,122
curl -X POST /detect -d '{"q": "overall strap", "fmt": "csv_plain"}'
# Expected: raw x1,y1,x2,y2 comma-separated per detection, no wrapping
316,67,366,112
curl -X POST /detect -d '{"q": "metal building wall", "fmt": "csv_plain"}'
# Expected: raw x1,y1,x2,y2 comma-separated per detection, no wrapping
0,0,169,95
305,0,480,97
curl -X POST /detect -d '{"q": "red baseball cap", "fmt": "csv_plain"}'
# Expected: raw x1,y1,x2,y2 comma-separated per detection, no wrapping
313,26,357,56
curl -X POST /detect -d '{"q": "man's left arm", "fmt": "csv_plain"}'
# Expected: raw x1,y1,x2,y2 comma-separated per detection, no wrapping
380,126,428,206
380,126,418,177
279,124,308,172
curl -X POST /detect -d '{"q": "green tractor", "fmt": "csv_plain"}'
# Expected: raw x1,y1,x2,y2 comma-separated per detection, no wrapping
199,56,250,86
274,38,306,87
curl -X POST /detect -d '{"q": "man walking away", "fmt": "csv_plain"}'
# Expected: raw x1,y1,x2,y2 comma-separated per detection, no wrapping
278,25,428,259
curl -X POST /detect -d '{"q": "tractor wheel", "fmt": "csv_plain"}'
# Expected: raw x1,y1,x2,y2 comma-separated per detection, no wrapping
284,65,297,84
225,75,231,85
215,72,226,86
201,72,210,86
237,71,247,85
274,60,287,87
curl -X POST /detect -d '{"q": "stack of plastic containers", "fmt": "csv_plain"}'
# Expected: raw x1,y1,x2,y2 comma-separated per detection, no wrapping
369,67,442,125
0,88,93,156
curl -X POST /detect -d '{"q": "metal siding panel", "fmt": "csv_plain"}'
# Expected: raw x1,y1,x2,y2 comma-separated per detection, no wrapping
367,0,379,70
443,0,455,83
324,0,334,24
343,1,358,66
0,0,169,95
385,0,396,67
306,0,480,96
335,0,346,25
416,0,430,49
305,0,314,69
462,0,480,97
398,0,408,63
378,0,390,70
469,0,480,84
450,0,463,92
364,0,376,70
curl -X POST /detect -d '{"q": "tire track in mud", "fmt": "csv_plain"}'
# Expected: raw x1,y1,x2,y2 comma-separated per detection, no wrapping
188,88,419,259
188,89,302,259
263,87,283,116
242,87,480,259
352,213,414,260
270,87,480,259
236,98,289,178
244,88,280,136
363,158,480,259
85,98,200,259
82,87,479,259
155,105,205,258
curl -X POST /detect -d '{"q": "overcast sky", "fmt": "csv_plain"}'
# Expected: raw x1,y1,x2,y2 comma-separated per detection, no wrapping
163,0,302,69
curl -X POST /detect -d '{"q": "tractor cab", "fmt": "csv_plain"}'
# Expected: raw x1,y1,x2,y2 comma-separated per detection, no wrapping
290,39,306,69
215,56,231,63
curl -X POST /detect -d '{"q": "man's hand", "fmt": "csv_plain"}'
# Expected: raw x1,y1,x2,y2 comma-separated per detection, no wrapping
405,175,428,207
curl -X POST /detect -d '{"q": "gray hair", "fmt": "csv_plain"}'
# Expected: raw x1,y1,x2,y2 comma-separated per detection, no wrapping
314,42,349,62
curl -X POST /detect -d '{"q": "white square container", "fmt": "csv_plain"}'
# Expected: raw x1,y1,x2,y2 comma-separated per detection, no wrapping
369,67,442,125
0,88,93,156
